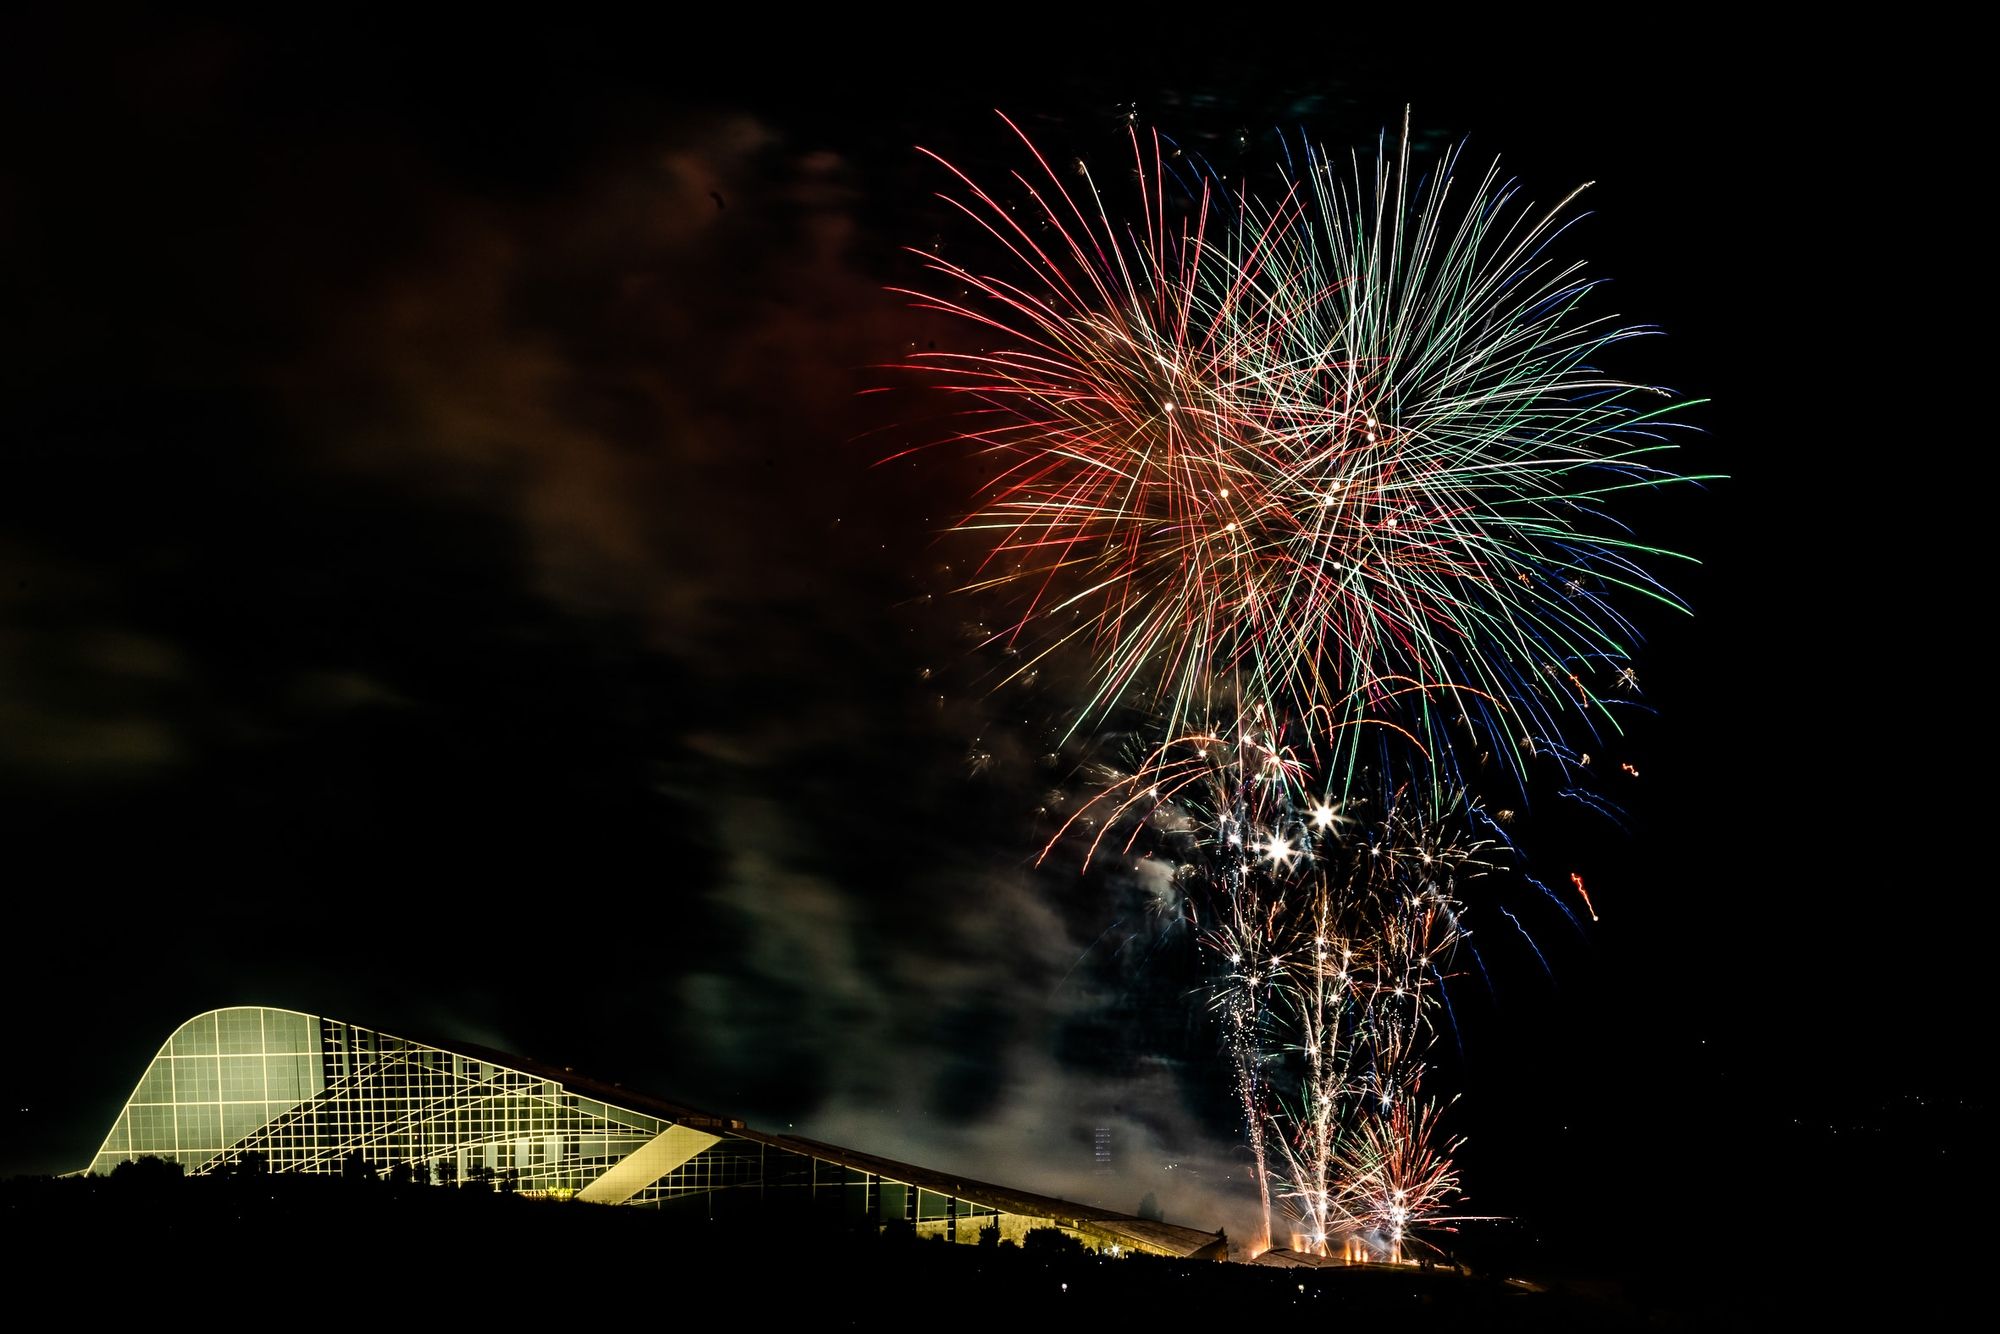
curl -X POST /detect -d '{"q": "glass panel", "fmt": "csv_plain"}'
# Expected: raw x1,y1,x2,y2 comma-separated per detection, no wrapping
171,1013,218,1056
134,1060,175,1105
98,1111,131,1162
218,1009,264,1055
175,1103,221,1150
220,1056,265,1100
282,1010,317,1053
130,1104,175,1152
266,1057,300,1104
604,1105,658,1131
222,1101,269,1145
174,1057,219,1102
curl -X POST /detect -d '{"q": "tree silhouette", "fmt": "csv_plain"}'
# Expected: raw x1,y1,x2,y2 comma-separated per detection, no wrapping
108,1155,184,1188
1022,1227,1086,1256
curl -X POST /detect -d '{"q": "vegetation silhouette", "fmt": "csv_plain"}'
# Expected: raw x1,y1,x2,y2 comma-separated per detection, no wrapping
0,1157,1748,1328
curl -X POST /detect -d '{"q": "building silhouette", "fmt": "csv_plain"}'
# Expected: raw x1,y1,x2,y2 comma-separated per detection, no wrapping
87,1006,1227,1260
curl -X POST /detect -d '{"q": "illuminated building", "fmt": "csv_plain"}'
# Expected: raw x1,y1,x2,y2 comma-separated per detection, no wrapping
86,1006,1227,1260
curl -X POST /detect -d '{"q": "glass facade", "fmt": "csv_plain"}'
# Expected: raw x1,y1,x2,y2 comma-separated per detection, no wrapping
92,1008,323,1173
89,1007,666,1189
86,1008,1222,1260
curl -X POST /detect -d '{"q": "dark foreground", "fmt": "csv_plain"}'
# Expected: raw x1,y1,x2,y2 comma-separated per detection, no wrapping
0,1171,1922,1328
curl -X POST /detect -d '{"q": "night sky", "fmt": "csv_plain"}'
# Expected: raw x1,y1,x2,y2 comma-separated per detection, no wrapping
4,18,1982,1264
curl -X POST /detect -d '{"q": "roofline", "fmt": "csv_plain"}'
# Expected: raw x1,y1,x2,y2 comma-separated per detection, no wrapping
96,1007,1225,1258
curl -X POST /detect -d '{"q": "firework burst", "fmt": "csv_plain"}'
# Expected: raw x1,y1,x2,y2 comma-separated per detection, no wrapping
1046,707,1504,1253
897,113,1706,802
1335,1085,1478,1263
892,110,1707,1262
1260,791,1499,1255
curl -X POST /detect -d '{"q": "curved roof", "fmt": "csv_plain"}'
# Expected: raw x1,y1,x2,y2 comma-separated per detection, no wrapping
86,1006,1229,1261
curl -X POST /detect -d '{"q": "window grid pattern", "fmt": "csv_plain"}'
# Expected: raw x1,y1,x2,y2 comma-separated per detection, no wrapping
626,1138,766,1205
625,1142,945,1229
90,1008,669,1193
230,1025,667,1192
89,1008,321,1175
89,1009,1016,1233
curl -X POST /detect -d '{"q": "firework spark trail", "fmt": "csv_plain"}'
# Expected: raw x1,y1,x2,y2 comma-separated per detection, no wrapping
1259,788,1506,1251
1337,1085,1488,1263
894,110,1705,1261
1057,708,1507,1253
899,113,1709,809
1057,710,1354,1250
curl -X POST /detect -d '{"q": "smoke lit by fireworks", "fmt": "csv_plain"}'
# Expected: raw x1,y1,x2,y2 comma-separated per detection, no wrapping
1049,721,1501,1251
891,110,1705,1259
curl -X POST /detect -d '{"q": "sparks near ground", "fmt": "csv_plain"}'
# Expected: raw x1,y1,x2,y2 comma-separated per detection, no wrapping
890,110,1708,1259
